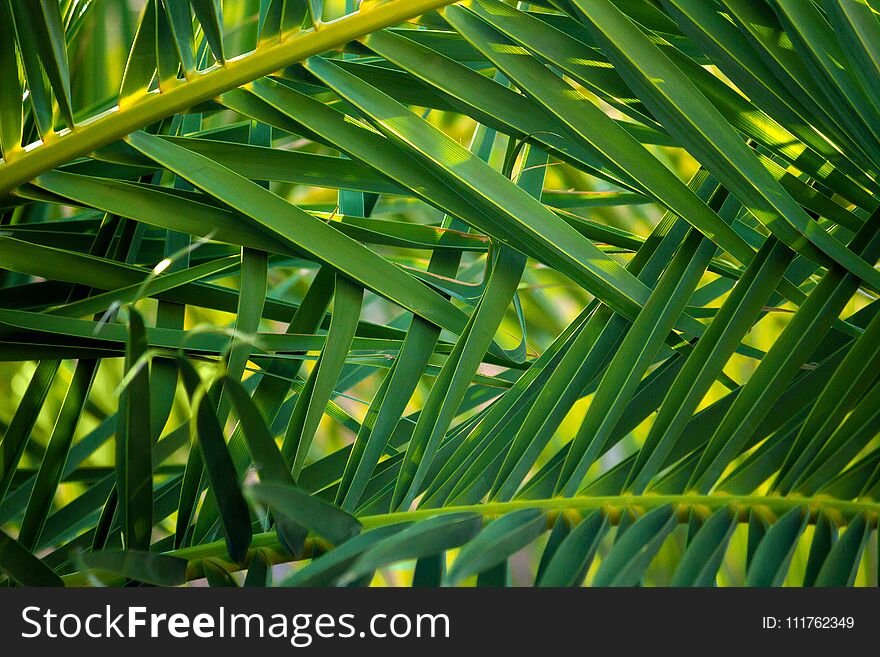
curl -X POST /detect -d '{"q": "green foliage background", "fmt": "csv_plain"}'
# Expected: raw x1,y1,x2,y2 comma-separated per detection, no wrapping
0,0,879,587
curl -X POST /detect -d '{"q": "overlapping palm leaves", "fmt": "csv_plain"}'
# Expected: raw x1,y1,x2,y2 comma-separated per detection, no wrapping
0,0,879,587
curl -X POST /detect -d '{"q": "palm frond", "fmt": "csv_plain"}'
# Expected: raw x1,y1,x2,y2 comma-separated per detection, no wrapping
1,0,879,588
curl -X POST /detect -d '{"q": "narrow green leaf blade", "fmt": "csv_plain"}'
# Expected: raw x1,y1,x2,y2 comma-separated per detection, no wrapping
537,511,609,587
446,509,546,585
247,482,362,545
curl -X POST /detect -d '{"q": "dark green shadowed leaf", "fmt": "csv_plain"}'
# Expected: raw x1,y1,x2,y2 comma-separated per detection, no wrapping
0,0,22,160
247,482,362,545
190,0,224,64
746,507,809,587
814,514,870,587
81,550,187,586
204,558,239,587
260,0,308,43
0,360,60,503
446,509,546,585
244,548,273,587
592,506,678,587
12,0,74,127
179,362,252,563
535,515,571,585
118,308,153,552
671,507,737,587
476,561,507,587
161,0,195,73
222,376,307,554
803,513,837,587
18,359,98,550
0,529,63,586
537,511,609,587
343,513,482,583
413,554,445,587
281,523,410,587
